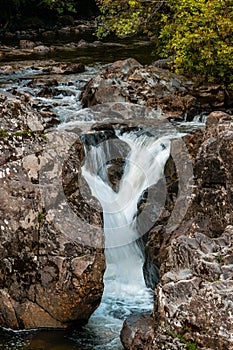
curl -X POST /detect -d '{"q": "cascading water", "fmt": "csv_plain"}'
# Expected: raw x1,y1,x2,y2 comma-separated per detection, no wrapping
0,50,204,350
77,130,171,349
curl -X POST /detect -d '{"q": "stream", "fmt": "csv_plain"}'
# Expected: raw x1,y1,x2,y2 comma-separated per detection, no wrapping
0,38,205,350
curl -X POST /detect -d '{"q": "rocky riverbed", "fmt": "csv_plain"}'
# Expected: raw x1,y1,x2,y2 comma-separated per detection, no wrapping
0,92,105,329
0,56,232,349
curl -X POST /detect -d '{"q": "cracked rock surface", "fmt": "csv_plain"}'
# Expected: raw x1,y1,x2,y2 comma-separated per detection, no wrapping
81,58,233,119
121,111,233,349
0,93,105,329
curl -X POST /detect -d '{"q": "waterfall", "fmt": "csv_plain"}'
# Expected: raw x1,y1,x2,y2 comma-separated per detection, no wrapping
82,130,171,295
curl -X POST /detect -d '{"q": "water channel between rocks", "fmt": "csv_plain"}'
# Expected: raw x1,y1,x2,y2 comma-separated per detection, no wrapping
0,50,205,349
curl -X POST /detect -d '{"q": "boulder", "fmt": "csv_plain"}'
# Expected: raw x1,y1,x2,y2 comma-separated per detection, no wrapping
81,59,233,118
33,45,50,52
120,313,188,350
81,58,195,119
122,111,233,349
187,111,233,236
19,40,36,49
0,93,105,329
190,84,226,110
42,62,85,75
157,226,233,350
120,313,154,350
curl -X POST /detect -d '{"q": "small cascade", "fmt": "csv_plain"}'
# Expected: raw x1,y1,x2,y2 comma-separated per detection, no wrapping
82,131,170,289
81,129,171,348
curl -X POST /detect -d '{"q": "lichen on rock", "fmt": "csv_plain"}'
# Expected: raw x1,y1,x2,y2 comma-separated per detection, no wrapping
0,93,105,329
121,111,233,349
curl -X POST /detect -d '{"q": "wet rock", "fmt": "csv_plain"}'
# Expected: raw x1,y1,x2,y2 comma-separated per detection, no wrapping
76,40,103,48
136,112,233,349
41,30,56,39
77,24,93,32
19,40,36,49
70,27,80,35
43,62,85,75
81,58,196,119
40,110,60,129
57,27,72,36
38,87,56,98
190,84,226,110
156,226,233,350
82,75,127,106
81,58,233,118
106,57,142,74
92,40,103,47
0,94,105,329
27,77,59,89
15,90,33,103
0,65,15,74
77,39,90,48
61,62,85,74
33,45,50,52
0,60,85,78
120,313,154,349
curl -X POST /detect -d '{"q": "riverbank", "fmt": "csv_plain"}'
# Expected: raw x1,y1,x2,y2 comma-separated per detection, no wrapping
0,46,232,350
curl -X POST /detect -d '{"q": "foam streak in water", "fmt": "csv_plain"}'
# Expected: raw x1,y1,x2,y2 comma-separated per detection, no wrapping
82,131,170,293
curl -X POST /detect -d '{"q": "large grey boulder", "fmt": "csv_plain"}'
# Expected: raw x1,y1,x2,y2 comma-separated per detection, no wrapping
121,111,233,349
157,226,233,350
0,93,105,329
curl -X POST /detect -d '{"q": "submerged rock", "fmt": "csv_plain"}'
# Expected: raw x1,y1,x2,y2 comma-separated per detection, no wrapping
0,93,105,329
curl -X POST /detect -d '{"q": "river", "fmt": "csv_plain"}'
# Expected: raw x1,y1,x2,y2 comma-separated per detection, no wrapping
0,37,205,350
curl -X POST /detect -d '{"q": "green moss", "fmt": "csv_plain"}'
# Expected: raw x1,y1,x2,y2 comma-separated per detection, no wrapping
167,328,199,350
0,129,46,139
38,213,45,223
0,128,9,137
174,333,199,350
40,133,47,140
12,130,34,137
215,253,224,264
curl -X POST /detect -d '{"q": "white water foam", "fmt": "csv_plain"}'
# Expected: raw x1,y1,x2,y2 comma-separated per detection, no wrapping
80,130,171,348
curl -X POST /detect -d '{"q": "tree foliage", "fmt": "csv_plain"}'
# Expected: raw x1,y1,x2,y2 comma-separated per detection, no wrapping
160,0,233,85
97,0,166,38
97,0,233,85
0,0,76,26
40,0,76,14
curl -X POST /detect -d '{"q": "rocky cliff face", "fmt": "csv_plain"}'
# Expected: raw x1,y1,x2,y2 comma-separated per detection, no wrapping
121,111,233,349
0,93,105,329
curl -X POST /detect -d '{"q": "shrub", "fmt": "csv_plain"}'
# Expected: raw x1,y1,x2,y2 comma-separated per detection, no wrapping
159,0,233,85
97,0,233,86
